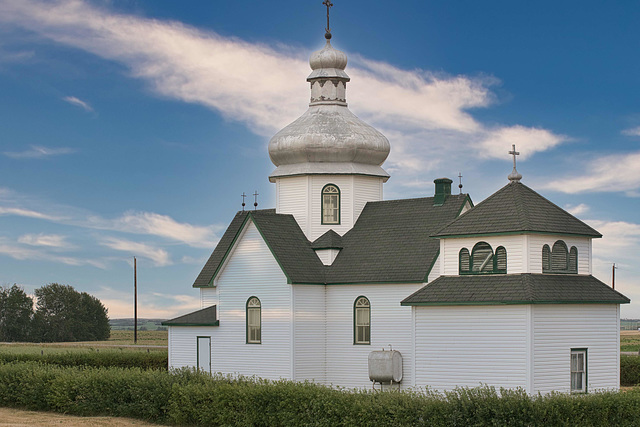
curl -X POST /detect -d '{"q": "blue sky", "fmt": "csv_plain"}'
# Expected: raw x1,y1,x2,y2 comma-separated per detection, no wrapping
0,0,638,319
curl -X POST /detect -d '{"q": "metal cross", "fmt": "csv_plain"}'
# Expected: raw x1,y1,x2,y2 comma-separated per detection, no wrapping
253,191,259,210
241,192,246,211
509,144,520,170
323,0,333,38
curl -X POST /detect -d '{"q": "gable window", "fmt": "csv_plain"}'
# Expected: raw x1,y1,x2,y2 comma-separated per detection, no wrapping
354,296,370,345
246,297,261,344
322,184,340,225
459,242,507,275
571,349,587,393
543,240,578,274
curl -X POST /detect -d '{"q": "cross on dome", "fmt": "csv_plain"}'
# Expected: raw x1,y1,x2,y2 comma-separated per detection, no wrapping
323,0,334,39
508,144,523,182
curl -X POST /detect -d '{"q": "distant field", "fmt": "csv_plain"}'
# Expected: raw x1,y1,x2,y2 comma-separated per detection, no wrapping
0,407,158,426
621,330,640,352
0,330,168,351
109,318,167,331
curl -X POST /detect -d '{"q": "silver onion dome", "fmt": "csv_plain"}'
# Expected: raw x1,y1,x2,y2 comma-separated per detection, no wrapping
268,40,390,181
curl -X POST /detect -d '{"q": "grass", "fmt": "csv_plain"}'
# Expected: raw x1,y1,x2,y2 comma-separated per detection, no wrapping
105,329,167,346
621,330,640,352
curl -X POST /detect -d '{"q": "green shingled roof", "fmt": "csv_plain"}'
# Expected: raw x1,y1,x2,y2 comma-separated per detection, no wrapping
401,274,629,306
162,305,219,326
312,230,343,249
433,182,601,238
193,194,470,286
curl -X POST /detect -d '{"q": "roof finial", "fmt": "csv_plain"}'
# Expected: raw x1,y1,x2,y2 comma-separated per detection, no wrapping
241,192,246,211
458,172,463,194
323,0,333,39
508,144,522,182
253,190,259,210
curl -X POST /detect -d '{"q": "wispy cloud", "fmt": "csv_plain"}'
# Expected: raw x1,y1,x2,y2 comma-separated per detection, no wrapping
0,0,566,178
564,204,589,216
95,286,200,318
100,237,171,266
62,95,93,111
18,233,73,248
0,238,105,268
0,206,64,221
3,145,74,159
542,152,640,195
622,126,640,137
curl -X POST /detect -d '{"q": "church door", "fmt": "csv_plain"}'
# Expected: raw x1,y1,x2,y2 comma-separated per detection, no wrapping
197,336,211,373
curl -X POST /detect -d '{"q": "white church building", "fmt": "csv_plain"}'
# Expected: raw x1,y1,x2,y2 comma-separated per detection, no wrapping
163,23,629,395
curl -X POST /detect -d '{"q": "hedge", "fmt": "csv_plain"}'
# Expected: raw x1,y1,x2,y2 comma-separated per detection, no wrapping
0,349,167,370
621,355,640,387
2,361,640,426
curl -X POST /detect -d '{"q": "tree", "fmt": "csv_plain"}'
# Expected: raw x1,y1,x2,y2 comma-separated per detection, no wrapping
0,284,34,342
33,283,110,342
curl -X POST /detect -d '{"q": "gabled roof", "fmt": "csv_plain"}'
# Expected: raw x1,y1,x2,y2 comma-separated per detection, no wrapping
162,305,219,326
193,209,325,287
312,230,343,249
193,194,470,286
433,181,601,238
401,274,629,306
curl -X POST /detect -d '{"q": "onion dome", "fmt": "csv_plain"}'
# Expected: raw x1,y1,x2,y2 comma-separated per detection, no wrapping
268,40,390,182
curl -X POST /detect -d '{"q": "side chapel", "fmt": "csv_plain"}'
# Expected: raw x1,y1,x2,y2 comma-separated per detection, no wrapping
163,10,629,395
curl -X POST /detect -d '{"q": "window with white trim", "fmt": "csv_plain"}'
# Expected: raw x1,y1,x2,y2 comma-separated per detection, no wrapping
571,349,587,393
354,296,370,344
246,297,261,344
322,184,340,225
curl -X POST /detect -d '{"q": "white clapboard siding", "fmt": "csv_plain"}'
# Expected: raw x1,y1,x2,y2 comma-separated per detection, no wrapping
292,285,326,383
324,283,423,390
353,176,383,221
532,304,619,394
427,255,440,283
168,326,216,369
210,221,292,380
309,176,354,241
528,235,591,274
414,305,529,392
440,235,526,275
276,176,309,234
201,287,218,308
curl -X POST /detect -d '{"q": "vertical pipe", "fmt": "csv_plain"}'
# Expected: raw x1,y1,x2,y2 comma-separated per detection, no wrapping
134,256,138,344
612,263,615,290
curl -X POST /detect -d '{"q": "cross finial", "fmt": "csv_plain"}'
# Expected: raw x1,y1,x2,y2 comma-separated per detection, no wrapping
323,0,333,39
253,191,259,210
458,172,463,194
241,192,246,211
508,144,522,182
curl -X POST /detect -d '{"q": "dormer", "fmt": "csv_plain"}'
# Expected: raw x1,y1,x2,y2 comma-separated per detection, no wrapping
312,229,343,265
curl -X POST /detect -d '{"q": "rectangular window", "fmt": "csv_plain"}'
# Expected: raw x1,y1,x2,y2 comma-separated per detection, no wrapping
323,194,339,224
571,349,587,393
355,307,370,344
247,308,261,343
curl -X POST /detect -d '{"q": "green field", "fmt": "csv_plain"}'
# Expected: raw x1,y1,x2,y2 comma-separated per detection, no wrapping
621,331,640,352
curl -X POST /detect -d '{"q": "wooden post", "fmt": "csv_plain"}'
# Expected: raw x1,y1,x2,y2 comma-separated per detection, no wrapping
134,256,137,344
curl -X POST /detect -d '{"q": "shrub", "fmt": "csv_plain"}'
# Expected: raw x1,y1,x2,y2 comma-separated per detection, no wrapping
0,349,167,370
621,355,640,386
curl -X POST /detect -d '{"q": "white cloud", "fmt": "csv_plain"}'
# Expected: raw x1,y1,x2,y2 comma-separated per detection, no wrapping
62,95,93,111
543,151,640,195
3,145,75,159
622,126,640,137
564,203,589,216
0,238,105,268
18,233,72,248
0,206,64,221
0,0,566,177
95,286,200,318
100,237,171,266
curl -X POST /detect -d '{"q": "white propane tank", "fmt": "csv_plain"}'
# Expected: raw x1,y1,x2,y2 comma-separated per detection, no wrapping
368,348,402,384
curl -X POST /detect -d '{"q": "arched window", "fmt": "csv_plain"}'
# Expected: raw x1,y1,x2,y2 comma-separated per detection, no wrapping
472,242,494,273
542,245,551,272
551,240,568,271
322,184,340,225
354,296,370,345
246,297,261,344
495,246,507,273
543,240,578,274
460,243,507,275
459,248,470,274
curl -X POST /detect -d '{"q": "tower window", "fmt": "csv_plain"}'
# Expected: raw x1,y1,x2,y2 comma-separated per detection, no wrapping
322,184,340,225
543,241,578,274
459,242,507,275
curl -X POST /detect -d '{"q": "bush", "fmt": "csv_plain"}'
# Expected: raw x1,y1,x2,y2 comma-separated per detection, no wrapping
0,349,167,370
621,355,640,386
2,362,640,426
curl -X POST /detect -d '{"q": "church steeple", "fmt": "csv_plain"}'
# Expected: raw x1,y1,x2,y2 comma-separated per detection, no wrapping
268,3,390,240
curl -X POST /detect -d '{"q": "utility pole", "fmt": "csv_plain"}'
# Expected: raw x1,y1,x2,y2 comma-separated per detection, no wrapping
612,263,617,290
134,256,138,344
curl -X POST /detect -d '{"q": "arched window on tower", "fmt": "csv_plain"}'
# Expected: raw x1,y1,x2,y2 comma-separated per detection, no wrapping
543,240,578,274
459,242,507,275
322,184,340,225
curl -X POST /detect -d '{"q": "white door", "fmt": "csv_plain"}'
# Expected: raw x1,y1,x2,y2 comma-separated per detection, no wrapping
197,336,211,373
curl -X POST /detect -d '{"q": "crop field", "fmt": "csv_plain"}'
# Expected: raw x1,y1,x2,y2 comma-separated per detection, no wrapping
621,330,640,352
0,407,158,426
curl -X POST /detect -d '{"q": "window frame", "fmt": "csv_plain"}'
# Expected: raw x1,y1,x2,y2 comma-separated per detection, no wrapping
543,240,578,274
570,348,588,393
246,296,262,344
321,184,341,225
353,296,371,345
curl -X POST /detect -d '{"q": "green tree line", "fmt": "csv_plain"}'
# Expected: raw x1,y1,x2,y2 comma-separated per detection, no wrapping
0,283,109,342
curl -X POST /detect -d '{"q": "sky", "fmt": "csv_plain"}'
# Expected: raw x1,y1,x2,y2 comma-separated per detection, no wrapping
0,0,638,319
